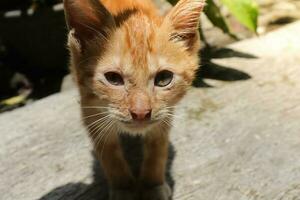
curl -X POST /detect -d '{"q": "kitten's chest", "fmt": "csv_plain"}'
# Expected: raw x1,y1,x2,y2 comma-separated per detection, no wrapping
119,134,144,177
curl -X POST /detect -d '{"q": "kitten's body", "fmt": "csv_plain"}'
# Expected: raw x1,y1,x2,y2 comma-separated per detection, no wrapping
64,0,204,199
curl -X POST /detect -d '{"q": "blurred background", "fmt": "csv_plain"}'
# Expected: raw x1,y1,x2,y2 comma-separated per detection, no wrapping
0,0,299,113
0,0,67,112
1,1,300,200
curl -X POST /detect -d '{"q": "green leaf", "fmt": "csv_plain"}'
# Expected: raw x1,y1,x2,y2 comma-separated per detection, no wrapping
220,0,259,32
204,0,233,36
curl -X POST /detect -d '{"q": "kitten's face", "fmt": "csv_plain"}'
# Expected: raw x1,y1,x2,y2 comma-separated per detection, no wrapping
64,0,204,133
92,17,198,132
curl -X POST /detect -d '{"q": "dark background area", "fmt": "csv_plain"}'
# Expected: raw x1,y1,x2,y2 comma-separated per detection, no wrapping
0,0,67,109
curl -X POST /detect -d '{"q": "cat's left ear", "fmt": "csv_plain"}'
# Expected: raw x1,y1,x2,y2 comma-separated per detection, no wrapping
165,0,205,52
64,0,115,50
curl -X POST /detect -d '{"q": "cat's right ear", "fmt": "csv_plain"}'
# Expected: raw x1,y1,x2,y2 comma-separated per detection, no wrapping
164,0,205,53
64,0,115,50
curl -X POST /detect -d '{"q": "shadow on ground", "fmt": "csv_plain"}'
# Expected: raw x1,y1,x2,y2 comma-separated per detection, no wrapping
193,47,256,87
38,136,176,200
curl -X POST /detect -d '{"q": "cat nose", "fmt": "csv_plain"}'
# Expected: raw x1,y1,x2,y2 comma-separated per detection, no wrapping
130,109,152,121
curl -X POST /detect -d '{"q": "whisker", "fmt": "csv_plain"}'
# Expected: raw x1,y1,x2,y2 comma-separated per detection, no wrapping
161,118,172,128
100,121,115,160
164,113,184,119
90,118,111,149
88,117,110,137
82,112,110,119
86,115,111,130
94,119,114,148
94,120,111,145
81,106,110,109
89,115,111,134
164,106,178,109
165,116,182,129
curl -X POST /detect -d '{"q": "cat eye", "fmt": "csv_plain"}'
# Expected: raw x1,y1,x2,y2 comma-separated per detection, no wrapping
154,70,174,87
104,72,124,86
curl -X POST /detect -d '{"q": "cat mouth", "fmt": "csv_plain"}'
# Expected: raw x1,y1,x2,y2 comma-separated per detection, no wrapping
120,119,159,127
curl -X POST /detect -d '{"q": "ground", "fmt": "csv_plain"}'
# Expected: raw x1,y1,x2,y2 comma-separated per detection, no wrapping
1,19,300,200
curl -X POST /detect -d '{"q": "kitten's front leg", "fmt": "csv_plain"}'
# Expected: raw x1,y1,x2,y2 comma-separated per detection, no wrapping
93,131,137,200
140,128,172,200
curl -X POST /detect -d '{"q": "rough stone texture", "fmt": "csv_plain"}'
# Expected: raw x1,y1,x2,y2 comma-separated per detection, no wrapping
1,21,300,200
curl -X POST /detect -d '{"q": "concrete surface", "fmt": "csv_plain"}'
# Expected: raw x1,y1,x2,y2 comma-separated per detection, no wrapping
1,21,300,200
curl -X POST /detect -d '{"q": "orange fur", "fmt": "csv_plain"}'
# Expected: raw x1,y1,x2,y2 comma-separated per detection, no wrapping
64,0,205,198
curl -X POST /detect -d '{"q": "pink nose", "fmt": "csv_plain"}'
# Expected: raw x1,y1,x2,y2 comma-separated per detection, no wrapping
130,109,152,121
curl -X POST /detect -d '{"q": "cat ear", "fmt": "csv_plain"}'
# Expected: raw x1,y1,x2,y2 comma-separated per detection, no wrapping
165,0,205,51
64,0,115,49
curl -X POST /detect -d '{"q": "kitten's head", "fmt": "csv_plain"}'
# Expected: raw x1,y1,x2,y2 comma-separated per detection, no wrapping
64,0,205,134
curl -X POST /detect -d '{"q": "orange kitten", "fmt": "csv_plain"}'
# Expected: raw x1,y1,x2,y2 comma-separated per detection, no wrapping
63,0,205,199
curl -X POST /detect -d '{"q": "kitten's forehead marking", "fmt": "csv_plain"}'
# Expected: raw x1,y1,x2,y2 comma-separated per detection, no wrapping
98,13,163,83
123,13,156,70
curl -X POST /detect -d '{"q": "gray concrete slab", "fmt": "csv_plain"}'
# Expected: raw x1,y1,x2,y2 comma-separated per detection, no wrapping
1,21,300,200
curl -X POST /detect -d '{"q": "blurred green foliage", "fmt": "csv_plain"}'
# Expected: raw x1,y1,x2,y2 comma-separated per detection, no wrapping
220,0,259,32
167,0,259,37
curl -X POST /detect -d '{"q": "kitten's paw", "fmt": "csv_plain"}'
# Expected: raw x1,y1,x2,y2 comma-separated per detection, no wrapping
109,189,138,200
141,183,172,200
